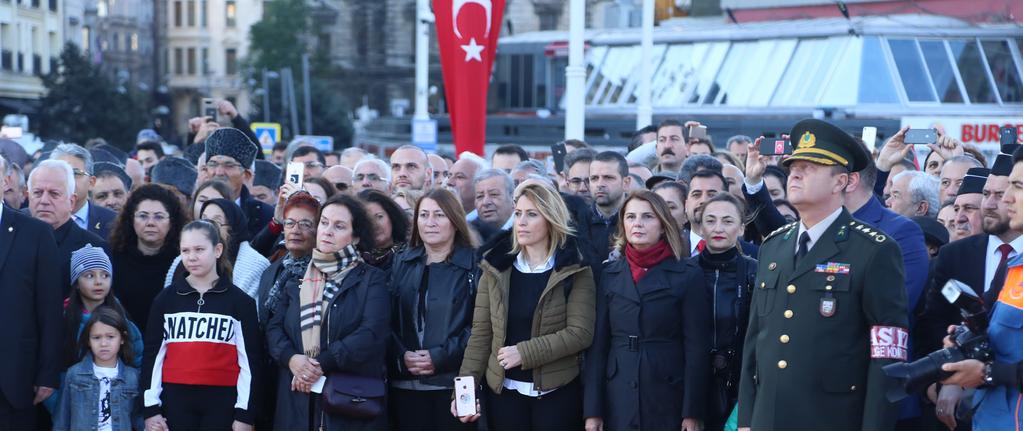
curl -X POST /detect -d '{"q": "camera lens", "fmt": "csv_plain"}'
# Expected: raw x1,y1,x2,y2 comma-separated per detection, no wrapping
882,348,964,402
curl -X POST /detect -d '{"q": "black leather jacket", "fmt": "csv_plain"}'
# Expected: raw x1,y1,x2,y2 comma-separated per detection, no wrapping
388,245,479,388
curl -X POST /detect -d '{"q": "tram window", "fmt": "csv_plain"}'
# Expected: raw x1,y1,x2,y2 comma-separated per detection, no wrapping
919,40,964,103
981,40,1023,103
888,39,937,102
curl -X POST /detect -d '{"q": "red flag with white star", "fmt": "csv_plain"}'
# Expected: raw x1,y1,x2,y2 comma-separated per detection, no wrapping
433,0,505,156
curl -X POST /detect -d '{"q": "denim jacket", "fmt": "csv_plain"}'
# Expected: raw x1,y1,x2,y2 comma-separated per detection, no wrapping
52,354,143,431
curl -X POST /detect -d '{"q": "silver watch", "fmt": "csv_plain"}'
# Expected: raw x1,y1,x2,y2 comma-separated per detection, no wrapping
983,363,994,385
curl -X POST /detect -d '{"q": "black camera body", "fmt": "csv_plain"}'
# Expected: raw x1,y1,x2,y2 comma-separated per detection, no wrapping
883,279,992,402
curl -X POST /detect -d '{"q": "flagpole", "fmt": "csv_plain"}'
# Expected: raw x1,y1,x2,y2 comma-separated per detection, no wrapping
414,0,433,121
636,0,654,129
564,0,585,141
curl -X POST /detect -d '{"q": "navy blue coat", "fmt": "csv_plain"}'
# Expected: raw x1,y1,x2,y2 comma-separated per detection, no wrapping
86,201,116,239
584,256,711,430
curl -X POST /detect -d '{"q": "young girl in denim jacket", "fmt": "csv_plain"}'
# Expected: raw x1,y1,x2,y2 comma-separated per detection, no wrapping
53,306,143,431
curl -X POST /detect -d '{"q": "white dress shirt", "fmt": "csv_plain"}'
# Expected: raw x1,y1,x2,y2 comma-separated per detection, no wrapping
689,229,704,256
983,234,1023,291
795,207,844,256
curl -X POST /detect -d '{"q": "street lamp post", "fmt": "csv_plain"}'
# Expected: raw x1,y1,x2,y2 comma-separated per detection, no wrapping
636,0,654,129
564,0,585,141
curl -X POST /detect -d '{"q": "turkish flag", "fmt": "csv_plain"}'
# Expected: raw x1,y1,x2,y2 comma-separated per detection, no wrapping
433,0,505,157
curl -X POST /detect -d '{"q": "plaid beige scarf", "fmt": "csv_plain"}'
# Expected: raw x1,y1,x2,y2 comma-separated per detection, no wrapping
299,244,361,357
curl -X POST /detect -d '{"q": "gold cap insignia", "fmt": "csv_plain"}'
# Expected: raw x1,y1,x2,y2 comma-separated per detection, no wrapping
798,131,816,149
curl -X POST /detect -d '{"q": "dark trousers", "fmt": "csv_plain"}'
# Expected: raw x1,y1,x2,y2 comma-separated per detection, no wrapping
390,388,477,431
161,384,238,431
0,393,34,431
484,379,581,431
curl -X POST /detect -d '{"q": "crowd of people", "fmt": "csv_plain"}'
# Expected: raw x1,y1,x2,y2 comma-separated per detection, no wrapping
0,99,1020,431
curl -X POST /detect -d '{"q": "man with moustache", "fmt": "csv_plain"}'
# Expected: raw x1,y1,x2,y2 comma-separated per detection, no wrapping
203,128,273,237
655,120,687,173
950,168,988,241
916,152,1023,429
738,119,907,431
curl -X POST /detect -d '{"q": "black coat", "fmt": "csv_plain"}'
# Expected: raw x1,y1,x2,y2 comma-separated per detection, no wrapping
240,185,273,239
86,202,117,239
584,255,711,430
0,206,63,408
388,246,478,387
266,262,390,431
692,248,757,428
53,219,108,291
916,234,987,355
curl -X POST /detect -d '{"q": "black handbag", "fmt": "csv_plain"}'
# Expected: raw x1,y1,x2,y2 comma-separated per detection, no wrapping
319,269,386,420
321,371,386,419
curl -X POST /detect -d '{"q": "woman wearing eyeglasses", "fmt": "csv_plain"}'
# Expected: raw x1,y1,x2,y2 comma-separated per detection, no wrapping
109,184,190,333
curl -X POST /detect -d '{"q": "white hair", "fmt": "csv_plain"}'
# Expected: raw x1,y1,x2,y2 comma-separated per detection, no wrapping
894,170,940,218
457,151,490,171
29,159,77,196
354,157,391,182
341,147,368,157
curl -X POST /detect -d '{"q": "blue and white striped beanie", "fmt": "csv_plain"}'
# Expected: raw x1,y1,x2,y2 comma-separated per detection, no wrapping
70,244,112,285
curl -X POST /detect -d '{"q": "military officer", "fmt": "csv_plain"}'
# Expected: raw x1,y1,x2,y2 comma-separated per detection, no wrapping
737,119,909,431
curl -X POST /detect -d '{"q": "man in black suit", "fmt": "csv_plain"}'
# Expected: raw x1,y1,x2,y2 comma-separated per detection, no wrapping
50,143,116,239
917,158,1023,428
0,155,62,429
28,159,108,290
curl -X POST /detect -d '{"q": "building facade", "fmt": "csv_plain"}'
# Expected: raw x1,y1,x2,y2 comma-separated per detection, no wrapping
163,0,261,135
0,0,63,114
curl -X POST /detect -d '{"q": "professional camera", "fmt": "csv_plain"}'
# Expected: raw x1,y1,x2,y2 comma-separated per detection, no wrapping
883,279,992,402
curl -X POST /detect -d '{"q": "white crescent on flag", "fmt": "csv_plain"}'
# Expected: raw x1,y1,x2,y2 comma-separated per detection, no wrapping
452,0,492,39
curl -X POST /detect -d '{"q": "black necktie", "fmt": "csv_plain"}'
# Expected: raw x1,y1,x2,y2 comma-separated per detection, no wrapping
796,232,811,263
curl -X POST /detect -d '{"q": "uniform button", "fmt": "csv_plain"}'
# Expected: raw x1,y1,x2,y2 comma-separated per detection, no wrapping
769,262,777,270
825,285,833,291
850,385,857,391
780,334,790,343
784,310,794,318
760,282,765,289
777,360,787,369
787,285,796,294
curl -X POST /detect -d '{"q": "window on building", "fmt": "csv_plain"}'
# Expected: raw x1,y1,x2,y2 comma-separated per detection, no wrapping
919,40,964,103
174,1,182,27
888,39,936,102
201,47,208,74
187,47,196,75
225,48,237,75
131,33,138,51
82,26,91,51
981,40,1023,103
174,47,183,74
200,0,207,27
539,13,557,31
112,32,120,51
187,0,195,26
948,40,998,104
226,1,236,27
0,24,10,71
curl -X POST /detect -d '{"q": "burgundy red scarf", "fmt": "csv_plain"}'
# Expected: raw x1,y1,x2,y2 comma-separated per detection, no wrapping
624,240,675,283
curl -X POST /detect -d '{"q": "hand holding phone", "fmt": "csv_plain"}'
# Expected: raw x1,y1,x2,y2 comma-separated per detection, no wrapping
453,376,477,417
202,98,218,120
286,162,305,188
904,128,937,145
688,125,708,141
551,142,567,174
759,138,792,156
1000,126,1019,147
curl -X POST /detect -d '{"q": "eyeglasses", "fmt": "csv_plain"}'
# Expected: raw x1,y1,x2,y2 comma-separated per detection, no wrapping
334,182,349,192
283,219,315,231
205,161,243,171
567,178,589,187
134,212,169,223
303,162,324,169
355,173,383,182
72,168,91,177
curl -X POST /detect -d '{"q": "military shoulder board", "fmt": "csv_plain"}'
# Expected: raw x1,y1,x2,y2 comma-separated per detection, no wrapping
765,222,797,241
847,221,887,243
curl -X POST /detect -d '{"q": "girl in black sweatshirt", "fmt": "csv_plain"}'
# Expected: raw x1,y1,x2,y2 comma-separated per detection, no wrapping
141,220,262,431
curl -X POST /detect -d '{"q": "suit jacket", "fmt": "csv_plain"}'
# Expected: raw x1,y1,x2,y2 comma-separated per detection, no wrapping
0,206,63,408
853,196,929,316
738,209,908,431
86,202,116,239
916,234,987,354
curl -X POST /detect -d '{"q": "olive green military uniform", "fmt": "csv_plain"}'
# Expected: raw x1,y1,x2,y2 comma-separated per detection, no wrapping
737,119,910,431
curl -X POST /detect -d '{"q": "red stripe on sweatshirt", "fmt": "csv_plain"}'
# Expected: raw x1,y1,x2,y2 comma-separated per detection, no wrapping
162,342,240,386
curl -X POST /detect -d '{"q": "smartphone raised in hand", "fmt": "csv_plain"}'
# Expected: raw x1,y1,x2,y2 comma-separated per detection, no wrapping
202,98,218,120
551,142,567,174
688,125,708,140
286,162,305,188
1000,126,1019,147
759,138,792,156
904,128,938,145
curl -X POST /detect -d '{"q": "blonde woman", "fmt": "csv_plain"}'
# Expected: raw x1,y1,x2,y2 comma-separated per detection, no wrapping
453,183,595,431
